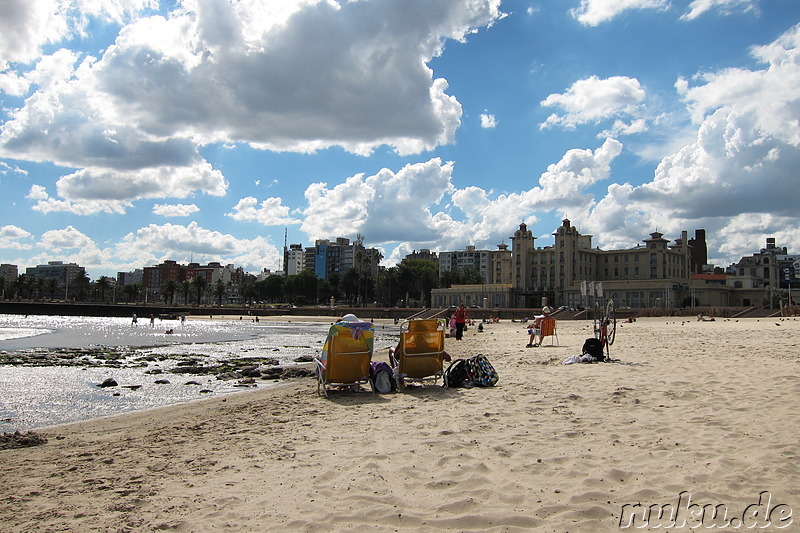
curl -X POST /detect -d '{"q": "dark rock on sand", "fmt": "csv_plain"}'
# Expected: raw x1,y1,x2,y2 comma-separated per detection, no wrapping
98,378,118,388
0,431,48,450
293,355,314,363
154,379,171,384
282,367,315,379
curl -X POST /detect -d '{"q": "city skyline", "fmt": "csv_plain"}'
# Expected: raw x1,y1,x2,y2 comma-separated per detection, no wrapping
1,1,799,279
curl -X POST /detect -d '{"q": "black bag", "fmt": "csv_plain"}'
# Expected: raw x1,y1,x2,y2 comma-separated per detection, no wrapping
582,338,606,361
443,359,469,388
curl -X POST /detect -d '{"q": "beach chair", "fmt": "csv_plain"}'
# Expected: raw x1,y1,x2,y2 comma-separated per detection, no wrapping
391,318,446,387
315,321,375,397
539,317,559,346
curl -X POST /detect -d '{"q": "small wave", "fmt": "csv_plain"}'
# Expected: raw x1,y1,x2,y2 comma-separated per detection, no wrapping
0,327,53,341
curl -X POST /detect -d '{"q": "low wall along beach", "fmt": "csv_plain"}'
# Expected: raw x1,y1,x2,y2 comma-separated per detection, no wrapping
1,316,798,531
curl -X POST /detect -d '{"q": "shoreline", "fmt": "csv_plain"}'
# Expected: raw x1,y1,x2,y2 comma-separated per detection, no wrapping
1,316,798,532
0,315,398,432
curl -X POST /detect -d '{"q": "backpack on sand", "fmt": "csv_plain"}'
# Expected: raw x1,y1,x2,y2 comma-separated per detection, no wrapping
370,361,395,393
444,354,499,388
467,354,499,387
444,359,469,388
581,338,606,362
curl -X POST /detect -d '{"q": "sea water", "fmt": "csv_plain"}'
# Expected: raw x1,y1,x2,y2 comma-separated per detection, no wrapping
0,314,398,432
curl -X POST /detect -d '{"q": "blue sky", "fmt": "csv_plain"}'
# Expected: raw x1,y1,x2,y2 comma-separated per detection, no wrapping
1,0,799,280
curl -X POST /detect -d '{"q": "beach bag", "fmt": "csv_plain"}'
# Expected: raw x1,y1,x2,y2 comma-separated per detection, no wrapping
370,361,395,393
582,338,605,361
466,354,499,387
443,359,470,388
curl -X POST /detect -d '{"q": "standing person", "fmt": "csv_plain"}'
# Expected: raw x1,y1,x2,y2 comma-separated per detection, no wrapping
131,313,138,327
454,304,468,340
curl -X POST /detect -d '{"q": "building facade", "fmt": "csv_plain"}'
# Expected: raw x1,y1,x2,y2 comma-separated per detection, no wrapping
439,246,492,281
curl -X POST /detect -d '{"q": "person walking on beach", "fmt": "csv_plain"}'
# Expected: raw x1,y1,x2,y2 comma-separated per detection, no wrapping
454,304,468,340
131,313,138,326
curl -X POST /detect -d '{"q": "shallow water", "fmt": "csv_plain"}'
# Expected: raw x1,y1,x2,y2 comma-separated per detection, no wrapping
0,314,398,432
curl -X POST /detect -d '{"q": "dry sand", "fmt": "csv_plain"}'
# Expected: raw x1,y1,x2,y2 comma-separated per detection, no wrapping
1,316,798,532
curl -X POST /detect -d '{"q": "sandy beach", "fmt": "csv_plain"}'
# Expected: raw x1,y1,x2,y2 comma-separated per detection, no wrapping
1,316,798,532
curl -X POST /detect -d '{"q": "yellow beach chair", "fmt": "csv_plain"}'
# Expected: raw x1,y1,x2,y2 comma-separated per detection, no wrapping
315,322,375,397
391,318,446,387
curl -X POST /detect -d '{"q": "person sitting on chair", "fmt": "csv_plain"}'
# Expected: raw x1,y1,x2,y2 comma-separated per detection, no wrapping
526,306,552,347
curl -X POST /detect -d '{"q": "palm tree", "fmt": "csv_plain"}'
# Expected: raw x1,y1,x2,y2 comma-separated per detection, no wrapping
45,278,59,300
33,277,44,300
191,276,208,306
95,276,111,303
123,283,140,303
73,271,90,301
179,280,192,305
161,279,178,304
212,280,226,306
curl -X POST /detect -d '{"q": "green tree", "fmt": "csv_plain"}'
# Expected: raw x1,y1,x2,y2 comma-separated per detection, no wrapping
179,280,192,305
212,280,226,306
341,268,360,305
284,270,317,305
263,275,284,303
191,276,208,305
95,276,111,303
45,278,59,300
397,259,439,307
73,271,90,301
161,279,178,304
240,282,257,306
123,283,140,303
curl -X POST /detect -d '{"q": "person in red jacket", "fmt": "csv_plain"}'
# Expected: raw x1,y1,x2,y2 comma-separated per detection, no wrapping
454,304,468,340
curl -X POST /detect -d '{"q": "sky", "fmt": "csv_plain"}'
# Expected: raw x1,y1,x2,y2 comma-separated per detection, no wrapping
1,0,799,280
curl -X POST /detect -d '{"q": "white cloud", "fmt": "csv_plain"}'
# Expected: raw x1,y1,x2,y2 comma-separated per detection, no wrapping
681,0,757,21
0,161,28,175
540,76,646,130
480,112,497,128
226,196,300,225
571,0,669,27
336,140,625,262
39,225,95,251
114,221,282,272
0,224,33,250
153,203,200,217
27,163,227,215
570,24,800,264
301,158,463,247
2,0,503,160
0,0,157,69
